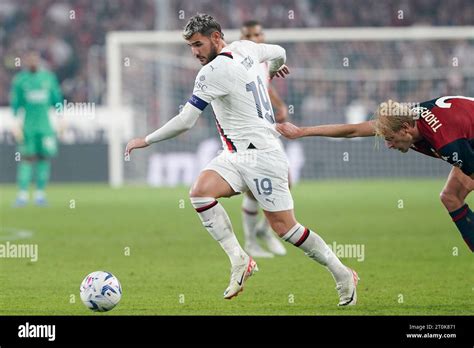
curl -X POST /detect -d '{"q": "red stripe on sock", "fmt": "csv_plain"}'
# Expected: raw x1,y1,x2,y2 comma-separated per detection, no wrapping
242,208,258,215
195,200,218,213
452,207,469,222
294,228,310,247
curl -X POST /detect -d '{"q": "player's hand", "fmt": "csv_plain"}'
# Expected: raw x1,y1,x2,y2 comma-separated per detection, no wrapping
12,127,24,143
57,119,67,142
276,122,303,139
124,137,149,159
270,65,290,79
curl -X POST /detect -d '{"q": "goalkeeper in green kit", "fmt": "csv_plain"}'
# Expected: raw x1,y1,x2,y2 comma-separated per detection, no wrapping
10,52,63,207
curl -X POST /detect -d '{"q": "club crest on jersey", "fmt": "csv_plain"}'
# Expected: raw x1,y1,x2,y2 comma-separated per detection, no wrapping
411,106,443,132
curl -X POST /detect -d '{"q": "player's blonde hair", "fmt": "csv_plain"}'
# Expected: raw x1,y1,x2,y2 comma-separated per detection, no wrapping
373,100,417,137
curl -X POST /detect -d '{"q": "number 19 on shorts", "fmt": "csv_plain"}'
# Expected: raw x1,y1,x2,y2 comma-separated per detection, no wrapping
253,178,273,195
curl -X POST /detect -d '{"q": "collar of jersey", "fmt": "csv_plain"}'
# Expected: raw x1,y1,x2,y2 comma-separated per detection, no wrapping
217,50,233,59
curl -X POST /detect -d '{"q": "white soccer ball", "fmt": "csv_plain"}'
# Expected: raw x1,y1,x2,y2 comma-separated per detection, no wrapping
80,271,122,312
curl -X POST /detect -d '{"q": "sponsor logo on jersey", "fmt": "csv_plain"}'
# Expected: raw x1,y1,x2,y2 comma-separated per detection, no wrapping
194,76,208,91
25,89,49,103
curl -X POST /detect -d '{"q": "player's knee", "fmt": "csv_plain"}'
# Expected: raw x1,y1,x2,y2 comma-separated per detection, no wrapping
189,184,213,198
189,186,203,198
439,189,462,211
275,224,291,237
22,156,37,162
267,217,296,237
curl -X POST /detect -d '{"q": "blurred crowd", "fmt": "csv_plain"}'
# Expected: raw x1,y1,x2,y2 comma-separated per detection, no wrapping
171,0,474,28
279,40,474,125
0,0,156,105
1,0,473,117
124,38,474,130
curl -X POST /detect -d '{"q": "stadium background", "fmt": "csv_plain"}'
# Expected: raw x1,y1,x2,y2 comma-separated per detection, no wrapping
1,0,473,184
0,0,473,316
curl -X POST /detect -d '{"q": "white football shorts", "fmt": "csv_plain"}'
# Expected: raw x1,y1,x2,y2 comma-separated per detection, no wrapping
204,148,294,212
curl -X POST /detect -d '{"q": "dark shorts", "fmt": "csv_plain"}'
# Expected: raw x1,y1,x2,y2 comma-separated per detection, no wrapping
439,138,474,176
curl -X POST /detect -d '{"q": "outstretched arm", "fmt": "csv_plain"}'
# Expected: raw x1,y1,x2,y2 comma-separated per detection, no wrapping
268,85,288,123
125,57,233,157
276,121,376,139
125,103,201,157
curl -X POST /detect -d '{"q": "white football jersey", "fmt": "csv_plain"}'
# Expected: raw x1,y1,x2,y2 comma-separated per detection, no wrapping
189,40,284,152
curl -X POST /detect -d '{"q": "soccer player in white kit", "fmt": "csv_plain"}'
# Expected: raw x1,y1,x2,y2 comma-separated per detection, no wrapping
239,20,289,258
125,13,359,305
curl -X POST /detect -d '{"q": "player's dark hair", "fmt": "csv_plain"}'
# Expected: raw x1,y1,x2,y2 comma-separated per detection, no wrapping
183,13,224,40
242,20,261,28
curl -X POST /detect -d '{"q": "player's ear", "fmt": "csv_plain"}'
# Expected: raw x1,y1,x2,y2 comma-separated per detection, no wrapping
401,122,412,131
210,31,221,44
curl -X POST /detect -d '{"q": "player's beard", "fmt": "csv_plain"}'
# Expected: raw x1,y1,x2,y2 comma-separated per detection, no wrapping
204,44,219,65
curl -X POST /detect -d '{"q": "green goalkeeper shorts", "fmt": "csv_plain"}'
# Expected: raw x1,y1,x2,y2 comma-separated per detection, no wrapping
18,132,58,158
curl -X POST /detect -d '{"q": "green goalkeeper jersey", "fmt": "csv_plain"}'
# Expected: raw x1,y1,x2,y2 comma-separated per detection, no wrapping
10,69,63,135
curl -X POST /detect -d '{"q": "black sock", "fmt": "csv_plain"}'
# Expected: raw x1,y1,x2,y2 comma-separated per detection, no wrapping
449,204,474,252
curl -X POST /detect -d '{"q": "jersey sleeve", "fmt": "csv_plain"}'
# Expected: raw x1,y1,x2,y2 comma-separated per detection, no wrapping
240,40,286,64
437,138,474,176
9,74,24,116
188,64,233,111
49,73,63,107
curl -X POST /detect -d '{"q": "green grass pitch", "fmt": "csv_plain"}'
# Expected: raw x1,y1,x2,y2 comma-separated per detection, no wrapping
0,180,472,315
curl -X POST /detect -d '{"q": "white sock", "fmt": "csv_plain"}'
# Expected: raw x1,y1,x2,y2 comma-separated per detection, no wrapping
35,190,45,199
191,197,247,266
241,195,259,244
256,217,271,236
282,223,350,283
18,190,29,200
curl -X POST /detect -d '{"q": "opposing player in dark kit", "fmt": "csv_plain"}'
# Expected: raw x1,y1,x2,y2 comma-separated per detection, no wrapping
277,96,474,251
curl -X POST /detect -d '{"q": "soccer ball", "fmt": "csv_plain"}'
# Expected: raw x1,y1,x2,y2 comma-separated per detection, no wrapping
80,271,122,312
